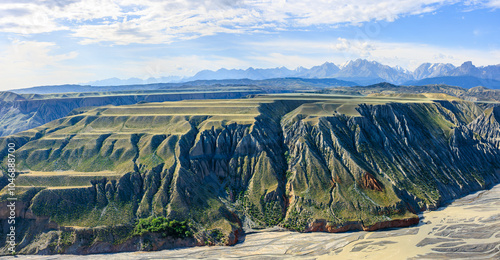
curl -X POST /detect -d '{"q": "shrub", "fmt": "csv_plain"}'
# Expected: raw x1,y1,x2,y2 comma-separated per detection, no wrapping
133,216,192,238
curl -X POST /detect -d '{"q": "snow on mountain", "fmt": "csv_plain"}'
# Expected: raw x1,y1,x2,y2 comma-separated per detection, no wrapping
85,60,500,87
413,63,456,80
334,59,413,84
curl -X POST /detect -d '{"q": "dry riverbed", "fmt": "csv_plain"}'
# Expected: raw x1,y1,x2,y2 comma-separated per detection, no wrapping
7,184,500,260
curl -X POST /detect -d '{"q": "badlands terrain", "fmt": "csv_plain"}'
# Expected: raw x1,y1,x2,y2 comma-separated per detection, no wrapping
1,91,499,255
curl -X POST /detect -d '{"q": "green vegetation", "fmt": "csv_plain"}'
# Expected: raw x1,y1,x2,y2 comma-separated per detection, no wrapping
133,217,193,239
59,231,75,247
204,229,225,245
1,93,498,254
282,207,312,232
284,150,291,164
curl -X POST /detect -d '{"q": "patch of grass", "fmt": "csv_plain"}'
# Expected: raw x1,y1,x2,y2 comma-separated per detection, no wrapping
59,231,75,247
284,151,291,164
133,216,193,239
282,206,312,232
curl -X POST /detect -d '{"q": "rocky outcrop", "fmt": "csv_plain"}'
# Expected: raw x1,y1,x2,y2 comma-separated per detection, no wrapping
360,172,383,191
469,106,500,148
304,217,420,233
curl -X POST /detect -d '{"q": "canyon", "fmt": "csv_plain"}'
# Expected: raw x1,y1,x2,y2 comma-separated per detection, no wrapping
1,93,499,254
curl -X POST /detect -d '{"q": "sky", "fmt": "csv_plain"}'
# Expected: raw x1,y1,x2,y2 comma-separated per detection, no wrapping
0,0,499,90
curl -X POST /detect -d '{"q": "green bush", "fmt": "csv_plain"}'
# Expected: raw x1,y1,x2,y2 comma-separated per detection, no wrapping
284,151,291,164
133,216,192,238
210,229,224,241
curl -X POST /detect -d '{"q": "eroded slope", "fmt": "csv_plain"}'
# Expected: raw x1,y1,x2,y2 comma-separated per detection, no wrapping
1,94,499,254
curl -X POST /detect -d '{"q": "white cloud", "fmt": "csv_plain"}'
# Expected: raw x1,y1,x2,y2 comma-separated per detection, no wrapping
0,40,89,90
463,0,500,8
1,40,77,67
0,0,467,45
332,37,375,59
0,3,66,34
484,0,500,7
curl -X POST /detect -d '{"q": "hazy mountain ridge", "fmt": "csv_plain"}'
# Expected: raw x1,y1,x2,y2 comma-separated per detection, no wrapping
405,76,500,89
293,62,340,78
78,59,500,89
84,76,186,86
206,60,500,87
10,78,358,95
190,67,296,81
321,83,500,102
187,59,412,85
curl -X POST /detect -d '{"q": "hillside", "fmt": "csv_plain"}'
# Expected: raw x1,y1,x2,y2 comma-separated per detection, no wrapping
4,81,499,139
0,88,263,137
322,83,500,102
10,78,357,95
405,76,500,89
0,80,358,137
1,94,499,254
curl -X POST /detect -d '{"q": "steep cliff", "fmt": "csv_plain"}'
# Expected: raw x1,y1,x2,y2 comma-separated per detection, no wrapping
1,94,499,255
469,106,500,148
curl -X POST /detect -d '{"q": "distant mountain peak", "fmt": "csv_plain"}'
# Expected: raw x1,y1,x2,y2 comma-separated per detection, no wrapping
461,61,474,67
84,60,500,88
413,62,456,80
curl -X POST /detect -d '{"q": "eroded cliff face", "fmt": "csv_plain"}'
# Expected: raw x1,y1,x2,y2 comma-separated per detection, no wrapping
280,100,500,231
1,96,499,255
469,106,500,148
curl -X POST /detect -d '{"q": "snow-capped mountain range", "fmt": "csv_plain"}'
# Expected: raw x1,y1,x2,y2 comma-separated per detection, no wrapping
86,59,500,89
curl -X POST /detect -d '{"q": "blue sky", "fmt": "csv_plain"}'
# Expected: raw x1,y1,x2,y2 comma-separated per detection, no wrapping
0,0,499,90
